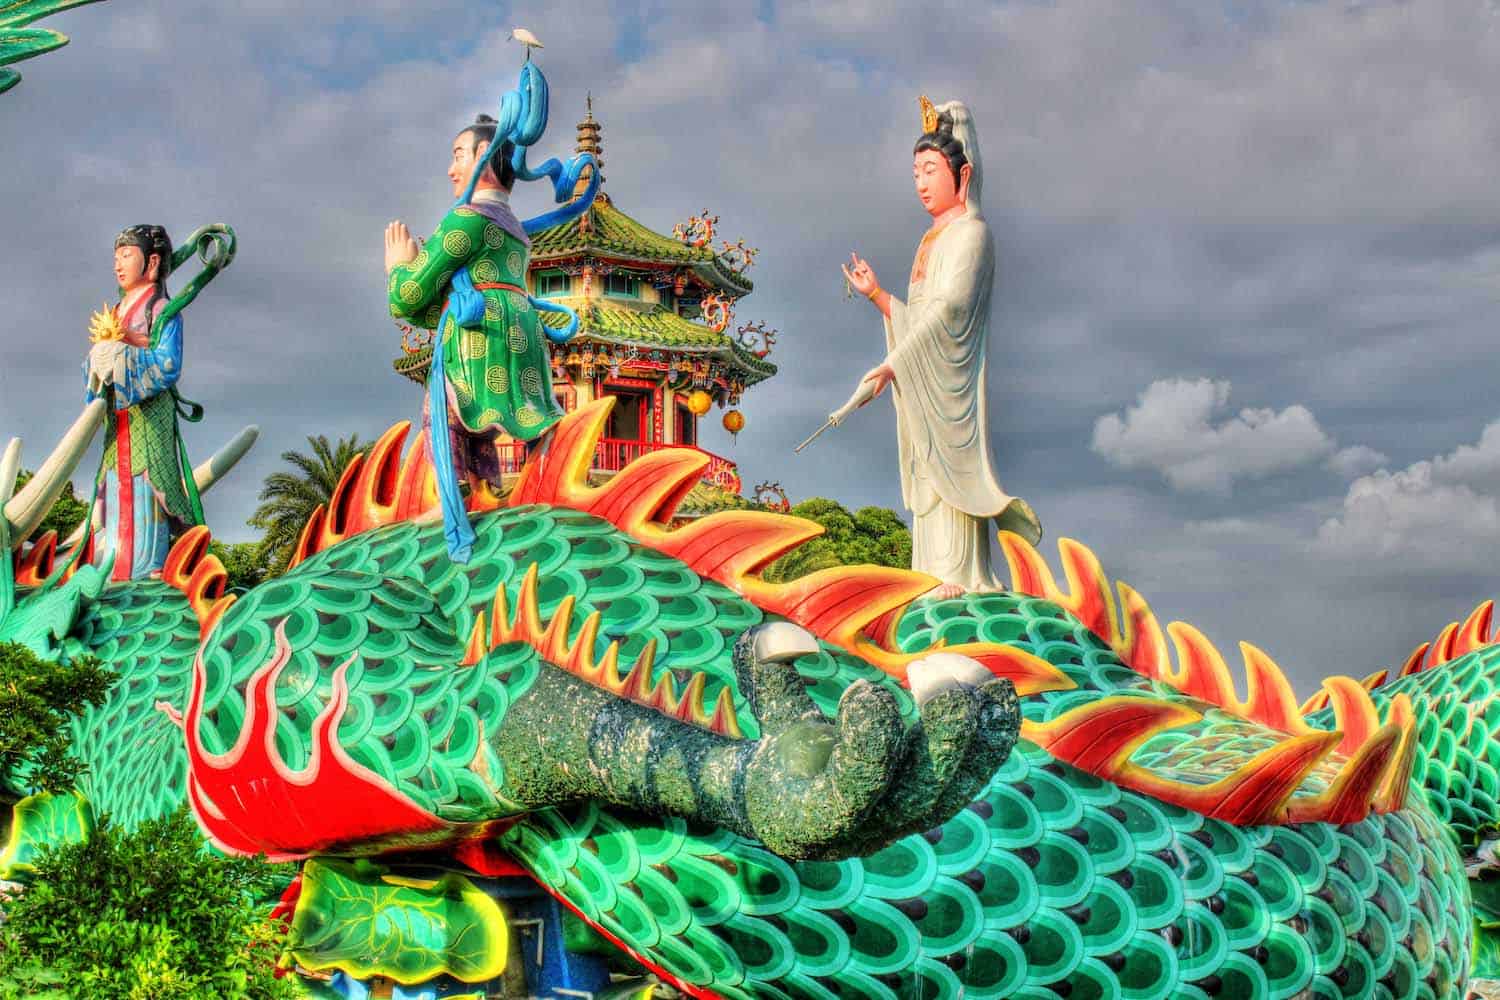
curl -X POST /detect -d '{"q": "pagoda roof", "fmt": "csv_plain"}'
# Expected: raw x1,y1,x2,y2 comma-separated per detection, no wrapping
393,299,777,386
530,198,753,298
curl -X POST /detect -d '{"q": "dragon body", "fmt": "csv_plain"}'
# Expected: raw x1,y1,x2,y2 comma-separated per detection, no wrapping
4,400,1492,999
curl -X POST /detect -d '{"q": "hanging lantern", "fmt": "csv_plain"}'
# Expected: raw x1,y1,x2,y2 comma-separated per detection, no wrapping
722,409,745,441
687,389,712,416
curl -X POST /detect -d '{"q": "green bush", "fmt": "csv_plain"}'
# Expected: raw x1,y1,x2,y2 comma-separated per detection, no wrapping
208,541,274,593
10,471,89,544
0,810,300,1000
0,643,113,798
761,497,913,583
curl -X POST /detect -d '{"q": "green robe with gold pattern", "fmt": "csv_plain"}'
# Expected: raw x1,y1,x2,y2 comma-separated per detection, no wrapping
388,204,563,441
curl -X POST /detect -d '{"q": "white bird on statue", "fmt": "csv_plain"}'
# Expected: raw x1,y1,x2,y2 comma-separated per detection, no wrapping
509,28,543,60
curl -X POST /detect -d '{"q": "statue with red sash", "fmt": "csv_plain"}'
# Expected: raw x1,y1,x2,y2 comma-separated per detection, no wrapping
82,223,234,580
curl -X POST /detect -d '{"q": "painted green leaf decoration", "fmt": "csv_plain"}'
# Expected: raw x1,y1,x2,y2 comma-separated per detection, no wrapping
0,0,100,27
0,789,93,879
0,27,65,67
287,858,509,985
1476,918,1500,981
0,0,102,93
1474,870,1500,924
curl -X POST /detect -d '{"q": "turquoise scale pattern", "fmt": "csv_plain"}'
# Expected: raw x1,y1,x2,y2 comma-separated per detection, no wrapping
33,510,1480,998
504,588,1473,999
1349,643,1500,845
58,581,202,830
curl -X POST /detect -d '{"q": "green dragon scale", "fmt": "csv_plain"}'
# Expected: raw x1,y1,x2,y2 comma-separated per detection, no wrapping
5,399,1493,999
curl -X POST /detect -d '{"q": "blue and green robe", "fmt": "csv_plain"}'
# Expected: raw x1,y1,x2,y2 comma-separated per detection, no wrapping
82,291,195,580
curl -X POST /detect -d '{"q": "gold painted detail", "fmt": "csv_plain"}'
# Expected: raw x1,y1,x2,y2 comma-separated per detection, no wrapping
919,94,938,133
443,230,473,257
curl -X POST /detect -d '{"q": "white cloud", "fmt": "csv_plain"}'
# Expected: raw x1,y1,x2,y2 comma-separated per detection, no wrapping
1316,418,1500,570
1316,462,1500,570
1431,419,1500,492
1326,444,1390,479
1091,378,1334,495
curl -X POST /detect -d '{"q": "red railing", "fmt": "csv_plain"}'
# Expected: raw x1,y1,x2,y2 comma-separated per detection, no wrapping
495,437,741,493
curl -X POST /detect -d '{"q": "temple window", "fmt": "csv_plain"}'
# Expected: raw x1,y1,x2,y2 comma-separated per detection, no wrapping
604,273,640,298
536,271,570,297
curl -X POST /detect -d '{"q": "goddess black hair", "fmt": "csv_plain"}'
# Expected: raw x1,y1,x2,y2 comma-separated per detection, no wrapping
458,113,517,190
114,224,173,286
913,110,967,191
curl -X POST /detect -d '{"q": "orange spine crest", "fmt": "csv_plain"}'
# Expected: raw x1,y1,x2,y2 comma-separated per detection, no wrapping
1283,723,1403,826
1373,694,1418,814
13,531,57,587
509,400,1073,698
1001,531,1419,824
1026,695,1347,826
1116,582,1170,681
161,527,237,640
486,562,739,737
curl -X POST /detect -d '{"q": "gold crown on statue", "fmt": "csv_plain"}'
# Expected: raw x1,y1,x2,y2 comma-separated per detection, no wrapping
919,95,939,134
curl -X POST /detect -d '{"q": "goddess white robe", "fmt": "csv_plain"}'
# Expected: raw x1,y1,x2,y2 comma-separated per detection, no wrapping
882,216,1040,592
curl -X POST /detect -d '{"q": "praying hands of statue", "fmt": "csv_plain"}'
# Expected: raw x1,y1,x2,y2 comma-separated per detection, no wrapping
841,253,891,318
384,220,421,274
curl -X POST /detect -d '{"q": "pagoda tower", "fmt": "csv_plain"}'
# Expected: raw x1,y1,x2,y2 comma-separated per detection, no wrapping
396,99,776,510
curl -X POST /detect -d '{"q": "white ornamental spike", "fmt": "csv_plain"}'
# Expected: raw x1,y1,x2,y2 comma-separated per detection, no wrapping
57,424,261,551
0,438,21,508
4,399,107,551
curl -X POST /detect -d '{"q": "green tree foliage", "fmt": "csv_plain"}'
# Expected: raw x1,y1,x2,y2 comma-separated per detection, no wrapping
0,642,112,799
209,541,274,593
761,498,913,583
0,810,300,1000
248,434,367,576
11,470,90,543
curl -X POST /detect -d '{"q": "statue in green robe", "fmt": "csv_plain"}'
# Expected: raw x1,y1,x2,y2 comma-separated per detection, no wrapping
383,56,599,563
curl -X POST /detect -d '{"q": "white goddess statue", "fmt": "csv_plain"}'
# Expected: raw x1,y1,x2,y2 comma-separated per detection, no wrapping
842,97,1041,599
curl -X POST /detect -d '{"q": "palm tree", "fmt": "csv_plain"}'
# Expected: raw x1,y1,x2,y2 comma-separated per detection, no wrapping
248,434,366,575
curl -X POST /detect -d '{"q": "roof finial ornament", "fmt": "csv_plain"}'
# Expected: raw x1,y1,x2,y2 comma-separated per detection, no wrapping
574,95,605,199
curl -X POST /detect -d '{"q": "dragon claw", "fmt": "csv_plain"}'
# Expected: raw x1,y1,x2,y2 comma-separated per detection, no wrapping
907,651,994,705
749,621,821,664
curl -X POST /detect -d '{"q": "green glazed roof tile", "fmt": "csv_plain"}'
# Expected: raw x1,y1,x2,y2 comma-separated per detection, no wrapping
395,301,776,385
530,200,753,296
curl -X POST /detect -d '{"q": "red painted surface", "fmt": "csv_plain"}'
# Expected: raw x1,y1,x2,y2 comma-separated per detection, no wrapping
496,435,739,492
166,623,449,862
112,410,133,582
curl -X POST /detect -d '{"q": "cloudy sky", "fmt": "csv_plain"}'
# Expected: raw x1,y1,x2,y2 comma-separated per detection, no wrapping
5,0,1500,696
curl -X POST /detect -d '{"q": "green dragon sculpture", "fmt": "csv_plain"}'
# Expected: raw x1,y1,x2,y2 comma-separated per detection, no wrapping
3,398,1494,999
